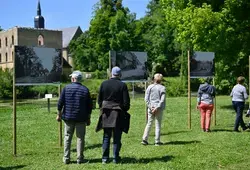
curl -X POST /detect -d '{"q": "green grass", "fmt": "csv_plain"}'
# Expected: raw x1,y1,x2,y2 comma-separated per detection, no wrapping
1,96,250,170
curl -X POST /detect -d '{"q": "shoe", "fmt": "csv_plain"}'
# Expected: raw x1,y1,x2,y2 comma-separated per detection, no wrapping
102,159,108,164
63,160,70,164
77,159,88,164
113,156,121,164
205,129,211,132
141,140,148,145
155,142,163,146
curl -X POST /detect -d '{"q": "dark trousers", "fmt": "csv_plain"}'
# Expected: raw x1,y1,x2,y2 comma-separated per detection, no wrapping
102,127,122,160
232,101,247,130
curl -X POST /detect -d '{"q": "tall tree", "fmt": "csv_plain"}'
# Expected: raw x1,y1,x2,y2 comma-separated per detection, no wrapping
70,0,136,72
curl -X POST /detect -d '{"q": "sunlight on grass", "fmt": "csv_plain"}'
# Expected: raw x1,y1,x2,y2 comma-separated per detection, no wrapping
1,96,250,169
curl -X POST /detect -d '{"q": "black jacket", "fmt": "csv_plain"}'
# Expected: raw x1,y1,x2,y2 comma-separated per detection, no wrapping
98,77,130,111
96,77,130,132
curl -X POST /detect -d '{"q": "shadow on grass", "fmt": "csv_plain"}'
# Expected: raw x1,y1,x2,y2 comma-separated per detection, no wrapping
0,165,26,169
161,130,190,136
212,129,234,132
166,140,201,145
87,155,174,164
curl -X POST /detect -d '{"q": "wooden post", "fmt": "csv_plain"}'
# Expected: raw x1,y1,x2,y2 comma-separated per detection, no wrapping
213,78,216,126
47,98,50,113
188,50,191,129
13,47,17,156
58,84,62,147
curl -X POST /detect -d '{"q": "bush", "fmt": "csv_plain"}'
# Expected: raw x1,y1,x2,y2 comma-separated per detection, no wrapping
164,77,187,97
0,69,13,99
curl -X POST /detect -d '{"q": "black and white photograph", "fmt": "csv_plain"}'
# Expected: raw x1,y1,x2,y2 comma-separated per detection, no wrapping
110,51,148,81
15,46,62,84
190,51,215,78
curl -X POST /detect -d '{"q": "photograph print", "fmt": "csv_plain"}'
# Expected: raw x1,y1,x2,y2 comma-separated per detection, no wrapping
190,51,215,78
110,51,148,81
15,46,62,84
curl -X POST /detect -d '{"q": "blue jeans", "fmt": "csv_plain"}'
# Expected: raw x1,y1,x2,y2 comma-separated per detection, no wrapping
232,101,247,131
102,127,122,161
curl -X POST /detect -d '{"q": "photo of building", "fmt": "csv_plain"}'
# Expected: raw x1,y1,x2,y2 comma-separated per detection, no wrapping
190,51,215,78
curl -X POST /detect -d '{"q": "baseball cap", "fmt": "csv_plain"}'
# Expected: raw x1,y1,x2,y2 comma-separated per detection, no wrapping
112,66,121,76
69,70,83,80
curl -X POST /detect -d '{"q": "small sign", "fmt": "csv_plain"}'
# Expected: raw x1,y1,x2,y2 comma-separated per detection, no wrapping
45,94,53,99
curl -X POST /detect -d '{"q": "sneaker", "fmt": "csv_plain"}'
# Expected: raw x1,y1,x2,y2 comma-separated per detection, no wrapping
205,129,211,132
102,159,109,164
155,142,163,146
113,156,121,164
141,140,148,145
63,160,70,164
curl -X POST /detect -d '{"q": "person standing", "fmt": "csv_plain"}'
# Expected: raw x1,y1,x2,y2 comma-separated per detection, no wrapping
96,66,130,164
141,73,166,146
196,77,216,132
230,76,249,132
57,70,92,164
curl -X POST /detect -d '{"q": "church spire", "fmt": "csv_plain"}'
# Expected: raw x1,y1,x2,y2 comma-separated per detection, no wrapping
37,0,41,15
34,0,45,29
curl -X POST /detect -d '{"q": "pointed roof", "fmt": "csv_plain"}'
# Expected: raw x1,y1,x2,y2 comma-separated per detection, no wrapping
37,0,41,15
60,26,83,48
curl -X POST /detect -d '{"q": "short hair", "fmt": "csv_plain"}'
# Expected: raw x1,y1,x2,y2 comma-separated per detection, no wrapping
154,73,163,83
237,76,245,84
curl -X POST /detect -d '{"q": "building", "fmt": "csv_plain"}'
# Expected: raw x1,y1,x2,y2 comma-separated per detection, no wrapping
60,26,83,68
0,0,80,75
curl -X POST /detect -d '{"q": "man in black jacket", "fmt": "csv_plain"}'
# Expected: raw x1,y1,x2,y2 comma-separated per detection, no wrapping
97,66,130,164
57,70,92,164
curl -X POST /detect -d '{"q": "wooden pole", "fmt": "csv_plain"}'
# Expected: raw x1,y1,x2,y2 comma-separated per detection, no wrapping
13,47,17,156
58,84,62,147
188,50,191,129
213,78,216,126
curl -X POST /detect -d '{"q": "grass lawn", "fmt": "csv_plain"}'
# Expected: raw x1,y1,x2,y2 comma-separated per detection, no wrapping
0,96,250,170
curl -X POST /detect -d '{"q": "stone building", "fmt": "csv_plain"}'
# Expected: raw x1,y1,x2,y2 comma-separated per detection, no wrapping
0,0,80,74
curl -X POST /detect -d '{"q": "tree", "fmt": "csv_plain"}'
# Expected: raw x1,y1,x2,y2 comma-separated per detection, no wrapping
161,0,250,94
70,0,137,72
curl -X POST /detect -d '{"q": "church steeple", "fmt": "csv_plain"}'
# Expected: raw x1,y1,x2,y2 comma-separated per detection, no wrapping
34,0,45,29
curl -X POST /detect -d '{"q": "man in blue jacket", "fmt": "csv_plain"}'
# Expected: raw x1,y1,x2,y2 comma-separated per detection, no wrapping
57,70,92,164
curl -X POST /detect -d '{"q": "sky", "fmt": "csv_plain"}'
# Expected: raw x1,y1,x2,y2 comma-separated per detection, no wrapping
0,0,150,31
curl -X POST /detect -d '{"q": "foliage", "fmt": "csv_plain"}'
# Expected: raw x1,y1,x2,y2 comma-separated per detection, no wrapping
2,96,250,169
0,68,13,98
161,0,250,94
69,0,137,72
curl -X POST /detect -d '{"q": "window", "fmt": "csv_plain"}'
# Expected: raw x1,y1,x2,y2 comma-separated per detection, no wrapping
38,34,44,46
12,51,14,61
12,35,14,45
5,37,8,47
5,53,7,62
0,53,1,63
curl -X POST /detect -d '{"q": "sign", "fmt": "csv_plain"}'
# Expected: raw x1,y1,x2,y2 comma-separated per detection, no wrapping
45,94,53,99
190,51,215,78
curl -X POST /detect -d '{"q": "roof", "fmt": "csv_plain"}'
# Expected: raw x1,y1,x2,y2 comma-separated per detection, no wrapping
60,26,82,48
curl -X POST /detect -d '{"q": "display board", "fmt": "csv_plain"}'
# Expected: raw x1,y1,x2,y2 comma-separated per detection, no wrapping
110,51,148,81
190,51,215,78
15,46,62,84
